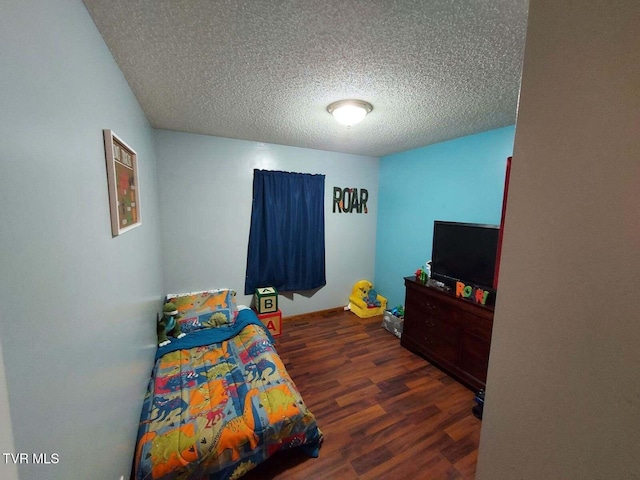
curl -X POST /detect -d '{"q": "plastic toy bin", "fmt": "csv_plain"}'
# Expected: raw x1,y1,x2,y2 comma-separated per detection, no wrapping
381,310,404,338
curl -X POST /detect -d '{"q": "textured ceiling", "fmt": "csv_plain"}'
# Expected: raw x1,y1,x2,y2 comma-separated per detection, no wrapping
82,0,529,157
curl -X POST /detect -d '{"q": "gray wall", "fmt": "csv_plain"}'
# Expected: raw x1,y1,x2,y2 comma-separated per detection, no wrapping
0,342,18,480
477,0,640,478
155,130,379,316
0,1,163,479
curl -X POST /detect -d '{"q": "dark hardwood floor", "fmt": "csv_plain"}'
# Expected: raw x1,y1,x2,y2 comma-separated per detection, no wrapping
243,309,482,480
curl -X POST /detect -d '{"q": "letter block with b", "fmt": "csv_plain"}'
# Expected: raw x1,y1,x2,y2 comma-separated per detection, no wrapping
254,286,278,314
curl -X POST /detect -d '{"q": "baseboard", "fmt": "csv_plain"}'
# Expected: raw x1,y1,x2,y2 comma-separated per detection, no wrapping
282,306,346,323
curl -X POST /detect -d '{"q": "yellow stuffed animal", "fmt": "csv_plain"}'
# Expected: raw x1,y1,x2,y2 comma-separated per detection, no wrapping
348,280,387,318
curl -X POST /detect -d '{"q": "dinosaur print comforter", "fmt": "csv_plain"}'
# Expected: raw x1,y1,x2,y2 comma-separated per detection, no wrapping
134,309,323,480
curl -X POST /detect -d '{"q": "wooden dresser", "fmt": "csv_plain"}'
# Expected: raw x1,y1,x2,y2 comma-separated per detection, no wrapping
401,276,494,391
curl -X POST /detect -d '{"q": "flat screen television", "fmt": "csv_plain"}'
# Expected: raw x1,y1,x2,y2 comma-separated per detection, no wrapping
430,221,500,293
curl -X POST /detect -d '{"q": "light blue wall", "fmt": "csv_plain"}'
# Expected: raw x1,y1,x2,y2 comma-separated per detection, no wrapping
374,126,515,307
0,1,163,479
155,130,379,316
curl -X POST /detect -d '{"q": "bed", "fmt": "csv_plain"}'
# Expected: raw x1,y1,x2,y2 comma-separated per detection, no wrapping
133,289,323,480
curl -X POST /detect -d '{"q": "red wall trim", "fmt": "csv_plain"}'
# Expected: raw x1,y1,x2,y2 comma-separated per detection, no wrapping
494,156,512,289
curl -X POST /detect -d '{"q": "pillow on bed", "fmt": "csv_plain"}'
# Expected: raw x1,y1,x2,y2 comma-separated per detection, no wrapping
165,289,238,333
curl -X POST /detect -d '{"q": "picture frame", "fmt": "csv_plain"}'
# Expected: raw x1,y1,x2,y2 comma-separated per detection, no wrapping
103,129,141,236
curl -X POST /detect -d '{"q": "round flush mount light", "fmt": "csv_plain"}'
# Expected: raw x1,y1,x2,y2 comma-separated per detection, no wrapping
327,99,373,127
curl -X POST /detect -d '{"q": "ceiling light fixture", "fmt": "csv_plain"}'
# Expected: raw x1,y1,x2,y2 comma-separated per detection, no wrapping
327,99,373,127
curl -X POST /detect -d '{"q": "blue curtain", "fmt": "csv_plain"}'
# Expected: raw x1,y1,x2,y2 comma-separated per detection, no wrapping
244,169,326,295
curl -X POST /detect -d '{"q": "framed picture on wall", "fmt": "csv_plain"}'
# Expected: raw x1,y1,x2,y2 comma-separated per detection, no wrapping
103,129,141,236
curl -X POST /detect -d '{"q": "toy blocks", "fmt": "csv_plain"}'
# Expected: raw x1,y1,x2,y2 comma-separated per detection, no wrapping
254,286,278,314
257,309,282,337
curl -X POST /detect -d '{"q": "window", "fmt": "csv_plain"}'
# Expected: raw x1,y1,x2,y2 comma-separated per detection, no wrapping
245,169,326,295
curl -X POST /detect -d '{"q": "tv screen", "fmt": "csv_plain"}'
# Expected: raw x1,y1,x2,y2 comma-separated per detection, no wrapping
431,221,499,290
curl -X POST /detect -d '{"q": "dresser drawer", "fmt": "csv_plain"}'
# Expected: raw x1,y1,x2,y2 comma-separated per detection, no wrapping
458,332,491,383
402,309,429,345
406,289,458,325
459,312,492,341
425,317,460,364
